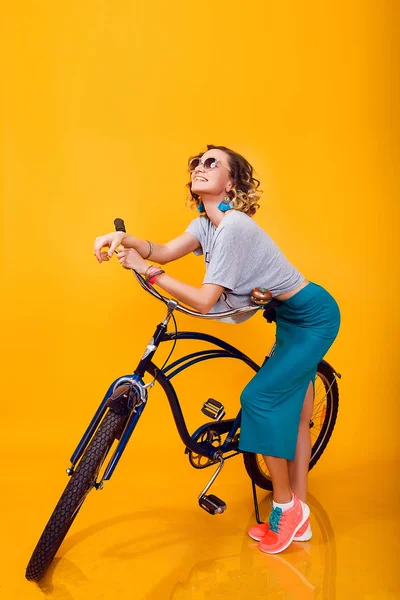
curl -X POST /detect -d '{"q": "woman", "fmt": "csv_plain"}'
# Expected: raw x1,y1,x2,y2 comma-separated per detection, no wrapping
93,144,341,555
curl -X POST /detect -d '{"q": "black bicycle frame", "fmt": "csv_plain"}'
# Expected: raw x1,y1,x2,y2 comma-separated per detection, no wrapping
69,312,261,482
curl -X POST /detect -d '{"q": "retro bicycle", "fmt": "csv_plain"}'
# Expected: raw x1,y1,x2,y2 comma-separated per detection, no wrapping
25,218,341,582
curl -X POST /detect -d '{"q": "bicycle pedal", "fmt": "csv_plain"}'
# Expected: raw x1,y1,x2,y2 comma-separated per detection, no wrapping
201,398,225,421
199,494,227,515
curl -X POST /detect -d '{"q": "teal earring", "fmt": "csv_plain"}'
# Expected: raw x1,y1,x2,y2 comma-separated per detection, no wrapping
217,195,234,212
197,200,205,213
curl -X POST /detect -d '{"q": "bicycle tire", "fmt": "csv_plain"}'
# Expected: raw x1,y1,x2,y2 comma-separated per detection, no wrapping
242,361,339,490
25,409,125,582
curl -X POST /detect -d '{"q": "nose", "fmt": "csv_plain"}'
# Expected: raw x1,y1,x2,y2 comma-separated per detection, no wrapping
194,162,205,173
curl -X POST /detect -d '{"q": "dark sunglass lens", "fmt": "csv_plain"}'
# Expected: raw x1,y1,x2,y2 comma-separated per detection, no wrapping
204,157,217,170
189,158,200,171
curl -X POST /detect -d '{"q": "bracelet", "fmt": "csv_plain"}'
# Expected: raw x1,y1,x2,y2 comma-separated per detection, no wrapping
144,240,153,260
144,264,157,279
146,268,164,282
148,269,165,285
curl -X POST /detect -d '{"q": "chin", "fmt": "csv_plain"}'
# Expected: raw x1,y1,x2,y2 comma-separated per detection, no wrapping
192,185,213,195
192,184,206,193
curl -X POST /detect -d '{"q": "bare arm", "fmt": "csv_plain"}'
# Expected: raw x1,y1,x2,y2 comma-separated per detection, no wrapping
96,228,223,313
95,231,200,264
121,232,200,264
115,246,224,314
150,275,224,314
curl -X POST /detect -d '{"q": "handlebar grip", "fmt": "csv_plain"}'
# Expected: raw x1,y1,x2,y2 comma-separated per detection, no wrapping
114,218,126,233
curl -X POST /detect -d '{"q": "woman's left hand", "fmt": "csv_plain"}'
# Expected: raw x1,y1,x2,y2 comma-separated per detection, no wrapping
117,247,147,273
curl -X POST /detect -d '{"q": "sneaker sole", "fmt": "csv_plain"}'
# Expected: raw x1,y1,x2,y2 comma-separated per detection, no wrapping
293,528,312,542
248,531,265,542
248,527,312,543
258,502,311,554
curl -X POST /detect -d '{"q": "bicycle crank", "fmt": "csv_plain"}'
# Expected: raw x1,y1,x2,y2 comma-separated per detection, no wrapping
198,455,227,515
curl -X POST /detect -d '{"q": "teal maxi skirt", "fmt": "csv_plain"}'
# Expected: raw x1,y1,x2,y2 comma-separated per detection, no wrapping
238,282,341,461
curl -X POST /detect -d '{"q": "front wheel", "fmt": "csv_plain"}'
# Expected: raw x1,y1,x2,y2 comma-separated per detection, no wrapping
243,361,339,490
25,409,125,582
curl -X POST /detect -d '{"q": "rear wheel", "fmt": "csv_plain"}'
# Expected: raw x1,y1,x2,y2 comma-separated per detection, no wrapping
243,361,339,490
25,409,125,582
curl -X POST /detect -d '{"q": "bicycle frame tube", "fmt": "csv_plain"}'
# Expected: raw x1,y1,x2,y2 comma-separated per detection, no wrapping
162,330,262,360
149,331,260,456
220,411,242,450
161,331,260,374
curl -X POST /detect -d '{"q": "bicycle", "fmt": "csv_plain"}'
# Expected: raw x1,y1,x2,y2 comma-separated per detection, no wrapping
25,218,341,582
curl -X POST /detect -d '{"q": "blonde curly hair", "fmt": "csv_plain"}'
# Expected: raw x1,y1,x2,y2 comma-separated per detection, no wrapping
185,145,262,217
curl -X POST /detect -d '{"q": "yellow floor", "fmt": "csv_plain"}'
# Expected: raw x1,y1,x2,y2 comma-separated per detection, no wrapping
2,438,399,600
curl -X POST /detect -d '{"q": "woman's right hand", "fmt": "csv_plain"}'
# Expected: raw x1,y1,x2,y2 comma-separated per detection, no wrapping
94,231,126,263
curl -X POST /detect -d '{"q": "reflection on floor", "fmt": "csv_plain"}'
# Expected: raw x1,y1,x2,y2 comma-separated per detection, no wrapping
171,492,333,600
2,446,398,599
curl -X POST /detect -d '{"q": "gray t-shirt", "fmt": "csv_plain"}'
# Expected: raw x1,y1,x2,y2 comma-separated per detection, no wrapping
185,210,305,323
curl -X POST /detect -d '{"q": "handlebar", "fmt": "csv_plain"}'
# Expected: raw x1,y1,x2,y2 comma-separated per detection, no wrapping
113,217,268,320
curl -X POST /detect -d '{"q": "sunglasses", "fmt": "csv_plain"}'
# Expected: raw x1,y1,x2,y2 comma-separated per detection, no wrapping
188,156,230,173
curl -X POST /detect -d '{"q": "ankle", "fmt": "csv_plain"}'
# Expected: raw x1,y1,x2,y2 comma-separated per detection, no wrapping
273,491,293,504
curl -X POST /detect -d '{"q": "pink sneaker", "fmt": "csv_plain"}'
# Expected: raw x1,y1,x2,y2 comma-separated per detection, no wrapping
248,517,312,542
248,521,269,542
294,518,312,541
258,494,310,554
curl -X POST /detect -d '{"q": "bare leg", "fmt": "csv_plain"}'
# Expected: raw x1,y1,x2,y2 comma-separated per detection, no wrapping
288,381,314,502
262,455,292,503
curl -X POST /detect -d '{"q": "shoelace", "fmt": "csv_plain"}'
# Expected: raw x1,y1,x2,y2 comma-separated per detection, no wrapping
268,505,283,533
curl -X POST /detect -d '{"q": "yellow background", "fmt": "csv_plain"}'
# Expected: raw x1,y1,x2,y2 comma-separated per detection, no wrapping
1,1,398,598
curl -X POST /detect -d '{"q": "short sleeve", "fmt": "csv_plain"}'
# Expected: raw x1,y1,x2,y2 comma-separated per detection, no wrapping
185,218,204,256
203,224,247,291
